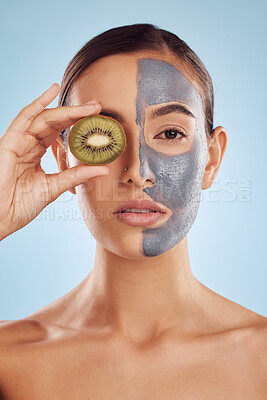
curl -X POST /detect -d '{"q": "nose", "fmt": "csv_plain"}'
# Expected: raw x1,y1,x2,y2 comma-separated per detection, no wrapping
121,138,156,188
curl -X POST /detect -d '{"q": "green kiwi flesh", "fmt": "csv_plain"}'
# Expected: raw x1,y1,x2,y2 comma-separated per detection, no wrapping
69,114,126,165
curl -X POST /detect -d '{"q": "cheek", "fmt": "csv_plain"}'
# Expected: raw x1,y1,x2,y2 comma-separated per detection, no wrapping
77,178,109,210
154,153,200,208
76,173,122,228
142,133,207,210
76,183,107,237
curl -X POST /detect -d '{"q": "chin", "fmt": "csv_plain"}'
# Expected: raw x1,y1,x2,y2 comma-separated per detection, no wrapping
95,232,178,260
99,230,146,259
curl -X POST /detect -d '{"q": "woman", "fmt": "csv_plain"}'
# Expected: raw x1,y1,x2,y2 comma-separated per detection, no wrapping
0,24,266,399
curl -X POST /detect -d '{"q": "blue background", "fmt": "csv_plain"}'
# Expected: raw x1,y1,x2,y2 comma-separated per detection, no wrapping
0,0,266,319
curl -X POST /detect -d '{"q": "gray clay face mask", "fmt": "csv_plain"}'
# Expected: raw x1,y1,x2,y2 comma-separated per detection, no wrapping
135,58,208,257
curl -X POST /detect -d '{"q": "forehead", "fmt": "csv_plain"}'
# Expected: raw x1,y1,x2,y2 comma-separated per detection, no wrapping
135,58,203,119
71,52,202,115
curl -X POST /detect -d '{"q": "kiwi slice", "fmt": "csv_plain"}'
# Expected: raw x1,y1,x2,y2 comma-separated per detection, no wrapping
69,114,126,165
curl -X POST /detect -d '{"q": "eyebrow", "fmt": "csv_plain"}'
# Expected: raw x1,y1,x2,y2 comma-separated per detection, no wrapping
148,103,196,119
99,103,196,124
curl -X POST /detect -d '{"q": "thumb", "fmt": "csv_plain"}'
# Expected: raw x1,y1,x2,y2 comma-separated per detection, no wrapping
46,164,109,202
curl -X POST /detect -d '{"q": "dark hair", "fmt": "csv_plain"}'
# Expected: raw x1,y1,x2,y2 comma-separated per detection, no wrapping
58,23,214,145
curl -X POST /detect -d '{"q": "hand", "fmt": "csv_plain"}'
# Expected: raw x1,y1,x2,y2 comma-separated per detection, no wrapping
0,83,109,240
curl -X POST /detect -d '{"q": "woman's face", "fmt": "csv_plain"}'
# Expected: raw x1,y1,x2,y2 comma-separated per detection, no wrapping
67,51,208,258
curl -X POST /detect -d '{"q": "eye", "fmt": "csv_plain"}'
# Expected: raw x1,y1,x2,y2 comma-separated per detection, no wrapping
154,127,187,143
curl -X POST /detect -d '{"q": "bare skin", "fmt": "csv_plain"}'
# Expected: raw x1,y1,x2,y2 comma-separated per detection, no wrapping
0,51,266,399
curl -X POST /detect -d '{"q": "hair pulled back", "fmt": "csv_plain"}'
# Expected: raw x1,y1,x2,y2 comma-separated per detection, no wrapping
58,23,214,145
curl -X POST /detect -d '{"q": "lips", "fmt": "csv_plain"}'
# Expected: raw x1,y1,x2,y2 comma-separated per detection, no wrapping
113,199,166,214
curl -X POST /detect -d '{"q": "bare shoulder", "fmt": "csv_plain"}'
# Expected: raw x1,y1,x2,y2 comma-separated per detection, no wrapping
203,284,267,384
221,303,267,391
0,319,48,373
218,293,267,352
0,289,71,349
241,317,267,394
0,319,49,398
0,318,48,346
0,288,76,351
240,313,267,357
245,317,267,375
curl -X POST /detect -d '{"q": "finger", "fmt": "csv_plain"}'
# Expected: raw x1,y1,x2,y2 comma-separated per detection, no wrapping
45,165,110,203
26,102,101,141
40,130,61,149
7,83,60,134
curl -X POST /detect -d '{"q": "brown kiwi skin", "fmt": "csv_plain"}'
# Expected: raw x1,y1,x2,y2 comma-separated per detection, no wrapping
68,114,127,165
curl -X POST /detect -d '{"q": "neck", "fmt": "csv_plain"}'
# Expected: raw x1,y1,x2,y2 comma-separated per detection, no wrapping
77,236,206,343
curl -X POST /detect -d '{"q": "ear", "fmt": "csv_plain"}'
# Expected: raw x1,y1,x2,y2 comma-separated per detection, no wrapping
202,126,227,190
51,135,76,194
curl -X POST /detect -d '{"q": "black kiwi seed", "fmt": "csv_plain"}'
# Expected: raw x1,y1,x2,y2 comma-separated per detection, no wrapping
69,114,127,165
